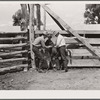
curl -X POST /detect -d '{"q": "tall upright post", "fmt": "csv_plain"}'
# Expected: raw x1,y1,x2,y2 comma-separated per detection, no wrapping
21,4,27,19
21,4,29,71
43,4,49,30
21,4,29,30
29,4,35,68
43,9,46,30
36,4,41,30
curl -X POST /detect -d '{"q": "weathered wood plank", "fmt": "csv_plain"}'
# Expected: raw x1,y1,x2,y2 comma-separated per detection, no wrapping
0,64,28,73
36,4,41,30
35,30,100,35
0,37,27,41
0,50,28,57
42,5,100,58
43,7,46,30
22,31,28,71
21,4,27,19
64,37,100,44
0,43,27,49
29,4,35,68
69,48,100,57
0,31,27,35
68,59,100,67
21,4,29,30
0,57,28,63
76,30,100,34
35,30,68,34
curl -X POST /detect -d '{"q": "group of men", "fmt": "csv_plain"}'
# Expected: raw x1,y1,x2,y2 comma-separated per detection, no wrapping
32,31,69,73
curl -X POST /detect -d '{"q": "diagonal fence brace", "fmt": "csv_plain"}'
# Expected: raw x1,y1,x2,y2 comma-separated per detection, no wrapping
41,4,100,59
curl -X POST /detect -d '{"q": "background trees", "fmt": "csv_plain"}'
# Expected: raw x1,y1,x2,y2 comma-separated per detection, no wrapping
12,4,43,31
84,4,100,24
12,4,29,31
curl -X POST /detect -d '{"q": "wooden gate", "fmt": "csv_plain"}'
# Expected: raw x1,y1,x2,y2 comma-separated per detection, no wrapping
33,4,100,67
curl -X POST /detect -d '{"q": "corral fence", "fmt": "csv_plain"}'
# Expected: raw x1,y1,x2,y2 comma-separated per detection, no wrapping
0,29,100,74
0,30,30,74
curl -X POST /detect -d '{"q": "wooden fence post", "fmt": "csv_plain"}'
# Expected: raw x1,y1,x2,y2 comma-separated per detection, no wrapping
36,4,41,30
22,31,29,72
29,4,35,69
21,4,29,71
43,8,46,30
21,4,27,19
20,4,29,30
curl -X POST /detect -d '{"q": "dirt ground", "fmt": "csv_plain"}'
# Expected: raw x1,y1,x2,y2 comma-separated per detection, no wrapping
0,68,100,90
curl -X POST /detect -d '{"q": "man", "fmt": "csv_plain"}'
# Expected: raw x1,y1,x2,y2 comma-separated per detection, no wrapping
32,31,50,73
54,31,69,72
45,34,54,54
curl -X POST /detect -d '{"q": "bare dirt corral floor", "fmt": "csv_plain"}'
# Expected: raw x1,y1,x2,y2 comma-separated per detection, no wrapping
0,68,100,90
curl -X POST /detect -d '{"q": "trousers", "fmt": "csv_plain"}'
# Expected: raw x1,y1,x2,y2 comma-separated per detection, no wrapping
58,45,69,70
32,46,44,69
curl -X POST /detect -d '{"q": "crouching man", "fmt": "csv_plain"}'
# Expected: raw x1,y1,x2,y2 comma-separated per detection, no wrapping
32,31,50,73
54,31,69,72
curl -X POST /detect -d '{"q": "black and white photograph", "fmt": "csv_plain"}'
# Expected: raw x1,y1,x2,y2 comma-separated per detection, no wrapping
1,1,100,94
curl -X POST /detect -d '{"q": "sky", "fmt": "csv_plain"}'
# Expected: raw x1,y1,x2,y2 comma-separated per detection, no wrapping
0,1,100,32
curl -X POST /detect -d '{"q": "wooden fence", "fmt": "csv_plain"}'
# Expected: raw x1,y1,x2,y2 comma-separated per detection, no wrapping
0,29,100,74
0,31,29,74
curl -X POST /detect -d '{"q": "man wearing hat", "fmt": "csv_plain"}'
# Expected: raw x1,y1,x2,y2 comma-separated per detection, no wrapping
54,31,68,72
32,31,50,72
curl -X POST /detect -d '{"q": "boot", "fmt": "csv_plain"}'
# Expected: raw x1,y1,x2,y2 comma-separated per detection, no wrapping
38,69,45,73
63,61,68,72
65,67,68,72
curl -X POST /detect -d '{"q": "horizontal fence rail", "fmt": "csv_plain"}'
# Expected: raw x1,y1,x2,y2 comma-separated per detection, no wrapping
0,64,28,73
0,31,27,35
68,48,100,57
0,37,27,41
64,37,100,44
68,59,100,67
0,57,28,63
35,30,100,34
0,43,28,49
0,50,28,57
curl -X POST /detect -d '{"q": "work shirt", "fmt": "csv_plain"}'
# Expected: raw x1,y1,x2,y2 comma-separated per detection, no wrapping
56,34,66,47
32,36,45,48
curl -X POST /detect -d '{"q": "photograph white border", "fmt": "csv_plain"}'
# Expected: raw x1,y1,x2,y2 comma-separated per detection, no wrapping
0,0,100,99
